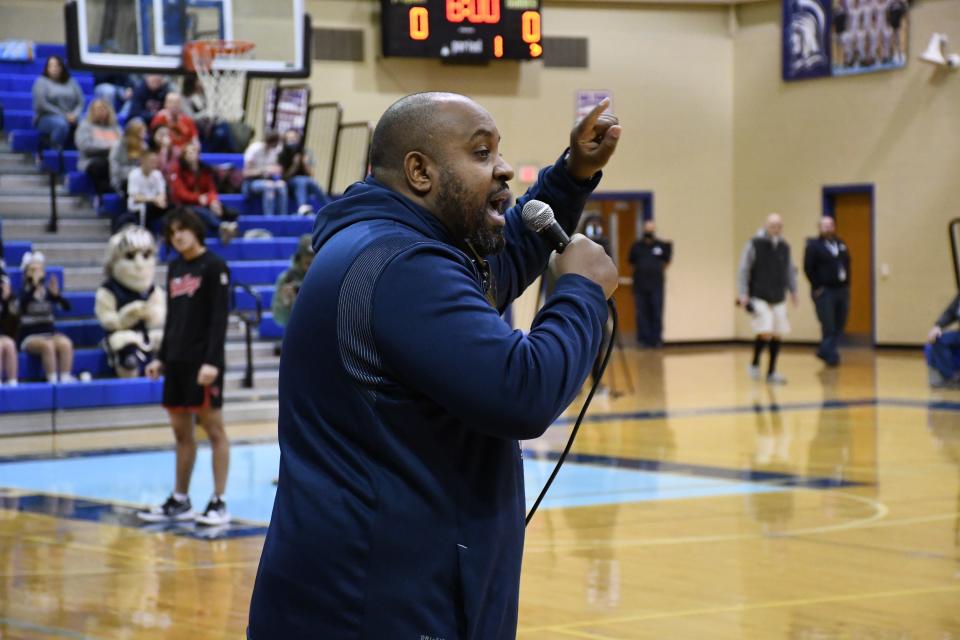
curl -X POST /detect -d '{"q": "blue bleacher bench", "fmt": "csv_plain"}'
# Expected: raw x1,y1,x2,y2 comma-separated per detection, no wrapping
0,378,163,413
0,383,55,412
160,237,300,262
0,91,33,110
237,216,314,237
98,193,262,218
48,151,244,177
1,109,32,131
2,242,32,267
18,348,111,381
0,74,93,94
228,260,289,286
55,377,163,409
56,319,105,348
9,128,39,152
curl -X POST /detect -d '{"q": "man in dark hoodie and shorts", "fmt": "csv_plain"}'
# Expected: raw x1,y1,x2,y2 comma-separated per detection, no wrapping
248,93,621,639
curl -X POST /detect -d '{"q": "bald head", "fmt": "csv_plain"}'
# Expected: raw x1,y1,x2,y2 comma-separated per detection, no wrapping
370,92,482,183
765,213,783,237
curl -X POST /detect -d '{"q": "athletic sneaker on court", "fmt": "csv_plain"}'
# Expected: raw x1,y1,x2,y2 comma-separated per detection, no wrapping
736,213,797,384
138,208,232,527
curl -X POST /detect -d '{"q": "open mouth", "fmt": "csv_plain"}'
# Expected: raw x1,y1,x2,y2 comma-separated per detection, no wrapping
487,190,511,225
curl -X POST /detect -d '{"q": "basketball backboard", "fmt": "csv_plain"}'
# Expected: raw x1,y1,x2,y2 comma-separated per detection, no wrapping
64,0,310,77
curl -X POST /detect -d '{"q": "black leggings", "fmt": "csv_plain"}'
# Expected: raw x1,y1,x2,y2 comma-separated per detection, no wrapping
84,157,112,195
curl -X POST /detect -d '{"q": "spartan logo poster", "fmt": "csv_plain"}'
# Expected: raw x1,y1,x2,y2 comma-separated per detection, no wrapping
783,0,909,81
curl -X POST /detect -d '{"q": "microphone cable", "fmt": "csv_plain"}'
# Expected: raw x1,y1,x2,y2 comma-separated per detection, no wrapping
525,297,618,526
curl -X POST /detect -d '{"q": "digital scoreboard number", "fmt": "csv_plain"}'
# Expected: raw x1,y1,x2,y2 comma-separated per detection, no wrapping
381,0,543,60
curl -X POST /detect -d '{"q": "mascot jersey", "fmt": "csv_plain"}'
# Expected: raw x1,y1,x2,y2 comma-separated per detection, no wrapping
101,278,156,342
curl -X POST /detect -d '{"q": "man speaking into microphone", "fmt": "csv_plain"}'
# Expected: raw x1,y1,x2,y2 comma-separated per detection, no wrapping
248,92,620,639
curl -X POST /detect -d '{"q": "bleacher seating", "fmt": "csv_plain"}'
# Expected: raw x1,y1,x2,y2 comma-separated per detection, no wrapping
0,42,315,418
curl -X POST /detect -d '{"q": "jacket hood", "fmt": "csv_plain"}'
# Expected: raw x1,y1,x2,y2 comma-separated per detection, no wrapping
312,177,455,253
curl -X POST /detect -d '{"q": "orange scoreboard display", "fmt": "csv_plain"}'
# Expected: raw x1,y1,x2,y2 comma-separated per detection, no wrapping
381,0,543,60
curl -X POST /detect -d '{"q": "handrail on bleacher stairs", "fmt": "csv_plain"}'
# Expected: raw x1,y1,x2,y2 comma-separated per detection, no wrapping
231,283,263,389
46,148,65,233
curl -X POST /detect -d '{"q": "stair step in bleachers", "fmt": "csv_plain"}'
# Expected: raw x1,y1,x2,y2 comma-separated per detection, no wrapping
3,219,111,241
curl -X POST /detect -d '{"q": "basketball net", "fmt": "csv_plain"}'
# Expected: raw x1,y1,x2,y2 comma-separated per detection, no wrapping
183,40,255,122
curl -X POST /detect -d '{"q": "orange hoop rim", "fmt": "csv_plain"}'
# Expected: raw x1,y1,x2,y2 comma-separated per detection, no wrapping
183,40,256,72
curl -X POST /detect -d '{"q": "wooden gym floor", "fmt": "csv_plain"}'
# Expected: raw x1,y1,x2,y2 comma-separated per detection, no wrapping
0,346,958,639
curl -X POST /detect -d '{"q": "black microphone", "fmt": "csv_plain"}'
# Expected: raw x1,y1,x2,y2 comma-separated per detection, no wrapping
522,200,570,254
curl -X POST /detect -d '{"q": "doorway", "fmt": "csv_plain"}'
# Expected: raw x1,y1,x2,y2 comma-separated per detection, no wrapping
585,192,654,344
822,185,875,345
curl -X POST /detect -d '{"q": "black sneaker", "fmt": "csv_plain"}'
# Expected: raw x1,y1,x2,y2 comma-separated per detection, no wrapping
195,498,231,526
137,495,194,523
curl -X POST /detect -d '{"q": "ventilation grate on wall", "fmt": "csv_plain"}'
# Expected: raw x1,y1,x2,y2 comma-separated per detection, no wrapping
313,28,364,62
542,36,588,69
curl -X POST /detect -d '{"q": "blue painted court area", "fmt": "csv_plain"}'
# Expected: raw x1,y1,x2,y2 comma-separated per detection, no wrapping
0,442,787,524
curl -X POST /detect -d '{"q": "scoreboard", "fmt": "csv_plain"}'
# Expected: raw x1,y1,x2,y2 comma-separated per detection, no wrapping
380,0,543,60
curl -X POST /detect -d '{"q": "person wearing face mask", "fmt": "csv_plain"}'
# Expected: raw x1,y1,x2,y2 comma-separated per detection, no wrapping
278,129,330,214
804,216,850,367
737,213,798,384
628,220,672,347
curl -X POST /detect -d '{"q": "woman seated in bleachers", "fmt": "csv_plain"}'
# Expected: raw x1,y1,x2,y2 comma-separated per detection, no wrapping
32,55,85,151
75,99,122,196
0,265,18,386
169,143,238,243
280,129,331,215
242,130,288,216
120,151,171,234
109,118,147,195
17,252,75,384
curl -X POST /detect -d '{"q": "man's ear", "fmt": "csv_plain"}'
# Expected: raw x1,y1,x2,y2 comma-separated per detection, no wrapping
403,151,434,196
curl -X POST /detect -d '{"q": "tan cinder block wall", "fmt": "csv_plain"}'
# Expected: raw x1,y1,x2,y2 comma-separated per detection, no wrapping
304,0,737,341
0,0,65,42
733,0,960,345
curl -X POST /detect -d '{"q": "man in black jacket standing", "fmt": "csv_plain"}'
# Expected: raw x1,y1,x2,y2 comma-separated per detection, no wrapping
804,216,850,367
629,220,672,347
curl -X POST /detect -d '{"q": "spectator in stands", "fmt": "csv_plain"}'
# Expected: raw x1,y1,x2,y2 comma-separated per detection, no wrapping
279,129,330,215
17,252,75,383
75,99,122,196
242,130,288,216
0,266,17,386
109,118,147,194
32,55,85,151
151,126,176,174
140,207,232,526
169,142,238,243
271,234,314,328
149,92,198,153
181,76,234,153
119,151,170,233
92,50,136,122
130,75,171,125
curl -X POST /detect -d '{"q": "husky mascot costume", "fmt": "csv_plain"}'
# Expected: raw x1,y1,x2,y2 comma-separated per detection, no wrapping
95,226,166,377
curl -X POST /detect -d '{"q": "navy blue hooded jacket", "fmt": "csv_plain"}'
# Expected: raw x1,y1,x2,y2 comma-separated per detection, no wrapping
248,155,608,639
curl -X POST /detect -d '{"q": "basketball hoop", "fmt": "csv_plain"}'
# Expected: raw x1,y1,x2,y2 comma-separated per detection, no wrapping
183,40,255,122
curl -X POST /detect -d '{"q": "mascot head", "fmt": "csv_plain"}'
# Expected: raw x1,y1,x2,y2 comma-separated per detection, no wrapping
105,225,157,293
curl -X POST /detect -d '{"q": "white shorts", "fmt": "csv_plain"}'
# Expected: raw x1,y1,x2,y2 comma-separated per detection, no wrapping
750,299,790,336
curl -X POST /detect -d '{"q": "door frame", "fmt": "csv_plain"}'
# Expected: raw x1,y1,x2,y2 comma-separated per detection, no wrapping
821,183,875,346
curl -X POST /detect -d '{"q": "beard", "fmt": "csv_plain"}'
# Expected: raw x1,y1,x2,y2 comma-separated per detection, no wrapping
436,169,507,257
